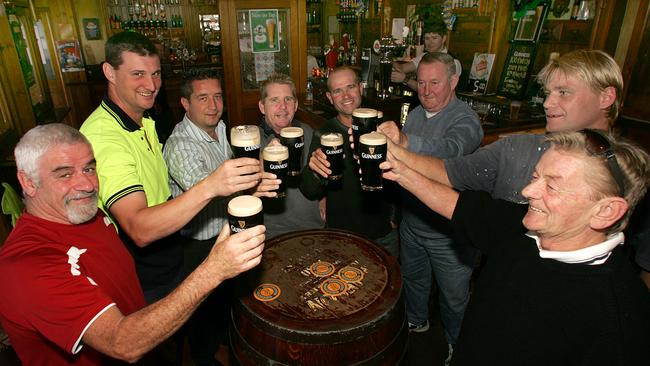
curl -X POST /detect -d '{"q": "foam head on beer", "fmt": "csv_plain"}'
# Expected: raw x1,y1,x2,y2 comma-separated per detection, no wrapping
263,145,289,162
360,131,387,148
280,126,304,139
352,108,379,158
263,145,289,197
352,108,379,120
320,132,344,148
320,132,344,180
231,125,261,159
228,195,264,233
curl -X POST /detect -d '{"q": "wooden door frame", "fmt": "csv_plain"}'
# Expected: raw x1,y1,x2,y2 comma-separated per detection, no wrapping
621,1,649,102
219,0,306,127
0,3,37,134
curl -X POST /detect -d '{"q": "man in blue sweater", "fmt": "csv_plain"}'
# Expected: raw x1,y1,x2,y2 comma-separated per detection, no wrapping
380,52,483,364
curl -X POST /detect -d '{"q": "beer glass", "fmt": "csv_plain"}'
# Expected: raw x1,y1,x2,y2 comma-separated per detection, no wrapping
359,132,387,191
262,145,289,198
266,19,276,48
352,108,379,159
227,195,264,233
280,127,304,176
231,125,261,159
320,132,344,181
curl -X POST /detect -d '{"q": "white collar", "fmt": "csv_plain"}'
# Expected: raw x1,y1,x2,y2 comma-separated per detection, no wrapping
425,110,438,119
526,232,624,265
183,114,224,142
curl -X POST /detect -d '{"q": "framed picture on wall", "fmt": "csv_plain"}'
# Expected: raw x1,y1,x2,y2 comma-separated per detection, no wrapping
514,5,548,42
82,18,101,40
548,0,575,20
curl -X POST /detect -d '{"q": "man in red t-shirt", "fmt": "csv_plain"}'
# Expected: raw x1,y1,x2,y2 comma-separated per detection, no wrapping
0,124,266,365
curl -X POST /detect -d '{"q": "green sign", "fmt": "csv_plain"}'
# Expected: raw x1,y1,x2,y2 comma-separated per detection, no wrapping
250,9,279,53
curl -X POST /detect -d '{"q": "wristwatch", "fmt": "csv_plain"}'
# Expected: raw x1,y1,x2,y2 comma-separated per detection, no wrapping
402,74,411,85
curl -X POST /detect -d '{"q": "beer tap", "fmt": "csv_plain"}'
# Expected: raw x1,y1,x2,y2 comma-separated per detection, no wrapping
375,36,405,100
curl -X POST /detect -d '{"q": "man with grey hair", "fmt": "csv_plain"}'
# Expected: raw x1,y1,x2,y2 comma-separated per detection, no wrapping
0,123,265,366
383,52,483,365
382,129,650,365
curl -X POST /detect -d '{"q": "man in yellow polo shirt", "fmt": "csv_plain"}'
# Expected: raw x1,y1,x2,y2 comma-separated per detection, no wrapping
80,31,263,306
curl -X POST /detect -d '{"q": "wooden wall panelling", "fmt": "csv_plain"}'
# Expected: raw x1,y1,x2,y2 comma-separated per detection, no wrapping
35,0,92,128
0,4,37,135
448,9,493,89
482,0,509,95
34,3,79,127
450,0,509,95
620,1,649,122
589,0,613,50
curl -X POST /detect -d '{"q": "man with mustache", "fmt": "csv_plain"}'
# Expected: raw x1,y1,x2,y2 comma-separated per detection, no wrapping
381,129,650,365
80,32,263,307
0,124,265,365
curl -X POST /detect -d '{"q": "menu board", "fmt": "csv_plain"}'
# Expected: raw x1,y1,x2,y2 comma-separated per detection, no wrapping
497,42,537,100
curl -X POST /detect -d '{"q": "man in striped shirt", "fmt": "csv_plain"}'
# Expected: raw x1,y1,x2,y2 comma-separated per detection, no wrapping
163,69,263,366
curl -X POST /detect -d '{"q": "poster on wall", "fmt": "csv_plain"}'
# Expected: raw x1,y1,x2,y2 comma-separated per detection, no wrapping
467,53,495,94
250,9,280,53
548,0,574,20
514,4,548,42
82,18,101,40
58,40,84,72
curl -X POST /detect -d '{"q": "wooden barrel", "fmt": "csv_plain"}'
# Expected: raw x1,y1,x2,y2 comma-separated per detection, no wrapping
230,229,406,365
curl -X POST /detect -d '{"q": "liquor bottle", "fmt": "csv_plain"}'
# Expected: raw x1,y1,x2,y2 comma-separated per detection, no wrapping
415,20,423,45
305,80,313,106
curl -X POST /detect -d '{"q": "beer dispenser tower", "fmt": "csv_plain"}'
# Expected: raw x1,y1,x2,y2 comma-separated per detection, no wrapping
376,36,404,100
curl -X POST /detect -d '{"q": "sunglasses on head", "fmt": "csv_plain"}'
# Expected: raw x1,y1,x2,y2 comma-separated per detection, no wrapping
580,129,626,197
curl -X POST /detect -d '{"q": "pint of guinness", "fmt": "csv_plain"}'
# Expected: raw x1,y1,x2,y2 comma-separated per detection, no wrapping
280,127,304,176
359,132,387,191
320,132,344,181
263,145,289,198
227,195,264,233
231,125,261,159
352,108,379,160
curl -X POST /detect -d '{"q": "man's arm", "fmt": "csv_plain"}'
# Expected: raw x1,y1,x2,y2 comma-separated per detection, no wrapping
377,121,453,187
164,136,261,194
82,225,265,363
381,150,458,219
110,160,262,246
387,139,452,187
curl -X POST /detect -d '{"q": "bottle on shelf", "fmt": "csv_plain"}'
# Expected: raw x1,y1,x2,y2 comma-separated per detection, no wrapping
305,80,314,106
